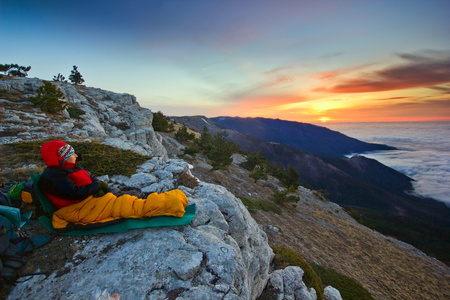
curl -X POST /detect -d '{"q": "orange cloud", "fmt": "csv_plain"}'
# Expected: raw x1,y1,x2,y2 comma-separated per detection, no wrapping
317,53,450,93
232,94,306,108
319,98,450,122
315,64,374,81
219,94,309,118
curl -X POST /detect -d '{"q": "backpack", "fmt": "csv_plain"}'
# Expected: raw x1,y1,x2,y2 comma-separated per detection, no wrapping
7,180,43,222
0,215,26,279
0,181,51,281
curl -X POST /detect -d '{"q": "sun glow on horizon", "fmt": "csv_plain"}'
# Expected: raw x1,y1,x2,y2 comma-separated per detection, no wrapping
318,117,331,123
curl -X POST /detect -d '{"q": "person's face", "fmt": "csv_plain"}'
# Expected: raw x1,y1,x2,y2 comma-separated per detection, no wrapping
66,152,78,164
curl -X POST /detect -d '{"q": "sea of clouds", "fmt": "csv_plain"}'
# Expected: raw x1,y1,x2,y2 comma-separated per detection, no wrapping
324,122,450,207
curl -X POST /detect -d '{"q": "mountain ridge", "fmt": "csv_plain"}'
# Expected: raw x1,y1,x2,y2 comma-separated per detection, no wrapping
211,116,396,157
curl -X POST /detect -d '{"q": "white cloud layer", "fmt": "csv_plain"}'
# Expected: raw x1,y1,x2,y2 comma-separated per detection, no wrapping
325,122,450,206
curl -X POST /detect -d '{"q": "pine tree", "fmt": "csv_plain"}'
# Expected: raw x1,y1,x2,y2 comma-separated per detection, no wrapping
152,111,174,132
0,64,31,77
250,165,268,182
30,81,67,113
244,150,267,170
197,127,214,154
208,133,238,170
69,65,85,85
280,166,300,188
0,64,10,75
53,73,67,82
175,125,195,142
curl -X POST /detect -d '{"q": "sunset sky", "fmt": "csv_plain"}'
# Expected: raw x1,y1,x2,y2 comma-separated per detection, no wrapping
2,0,449,123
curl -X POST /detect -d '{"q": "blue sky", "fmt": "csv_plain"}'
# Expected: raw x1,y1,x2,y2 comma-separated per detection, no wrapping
1,0,449,122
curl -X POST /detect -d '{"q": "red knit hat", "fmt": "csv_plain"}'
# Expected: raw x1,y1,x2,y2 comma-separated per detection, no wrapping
40,140,75,167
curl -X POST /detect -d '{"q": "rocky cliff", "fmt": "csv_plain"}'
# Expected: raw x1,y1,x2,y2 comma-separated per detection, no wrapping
0,77,342,299
0,77,166,157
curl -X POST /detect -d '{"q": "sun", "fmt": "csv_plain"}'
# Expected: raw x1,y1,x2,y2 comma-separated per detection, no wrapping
318,117,330,123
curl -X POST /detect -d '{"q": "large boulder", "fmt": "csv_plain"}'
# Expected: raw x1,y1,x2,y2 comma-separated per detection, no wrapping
8,158,274,299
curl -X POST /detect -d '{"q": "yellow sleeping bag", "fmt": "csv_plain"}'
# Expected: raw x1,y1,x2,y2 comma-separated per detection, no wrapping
52,189,188,229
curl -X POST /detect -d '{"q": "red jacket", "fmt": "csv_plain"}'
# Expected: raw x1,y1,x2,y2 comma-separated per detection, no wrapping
38,141,101,209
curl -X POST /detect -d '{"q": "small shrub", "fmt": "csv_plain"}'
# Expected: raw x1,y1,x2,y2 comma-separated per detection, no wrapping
313,189,330,201
271,246,324,300
152,111,174,132
273,189,300,204
67,106,86,119
249,165,268,182
183,145,200,156
238,196,282,215
239,196,259,214
311,264,373,300
53,73,67,82
346,208,364,224
71,141,150,176
0,89,24,101
30,81,67,113
175,125,196,142
259,200,282,214
0,140,150,178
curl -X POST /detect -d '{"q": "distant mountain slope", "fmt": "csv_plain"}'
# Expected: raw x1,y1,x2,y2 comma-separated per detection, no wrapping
172,115,450,264
211,116,396,157
172,116,449,224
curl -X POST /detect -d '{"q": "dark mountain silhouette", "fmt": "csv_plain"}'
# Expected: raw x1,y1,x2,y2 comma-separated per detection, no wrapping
211,116,396,157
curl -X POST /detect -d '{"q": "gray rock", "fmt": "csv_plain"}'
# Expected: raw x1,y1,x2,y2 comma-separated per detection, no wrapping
9,169,274,300
126,172,158,189
152,169,174,181
324,286,343,300
267,266,317,300
268,225,280,234
142,179,175,194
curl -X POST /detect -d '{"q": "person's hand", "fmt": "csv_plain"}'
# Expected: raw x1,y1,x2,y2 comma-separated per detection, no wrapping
99,181,109,191
93,181,109,197
94,189,105,198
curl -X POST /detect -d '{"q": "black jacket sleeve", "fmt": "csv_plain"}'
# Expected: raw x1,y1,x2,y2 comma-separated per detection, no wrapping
39,167,101,200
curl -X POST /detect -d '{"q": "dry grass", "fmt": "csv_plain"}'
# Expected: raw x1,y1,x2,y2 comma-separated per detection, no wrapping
253,196,450,300
173,123,201,139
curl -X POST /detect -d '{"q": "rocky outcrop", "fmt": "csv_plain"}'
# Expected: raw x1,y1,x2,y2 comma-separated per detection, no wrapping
8,157,274,299
0,77,166,157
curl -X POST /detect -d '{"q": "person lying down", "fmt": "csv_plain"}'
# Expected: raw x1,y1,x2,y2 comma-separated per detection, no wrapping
38,140,188,231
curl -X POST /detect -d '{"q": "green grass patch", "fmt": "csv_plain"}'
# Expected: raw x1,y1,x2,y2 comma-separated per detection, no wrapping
67,106,86,119
311,263,373,300
238,196,282,215
0,139,151,182
270,246,324,300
